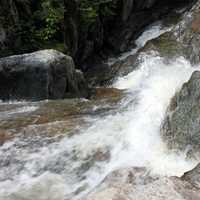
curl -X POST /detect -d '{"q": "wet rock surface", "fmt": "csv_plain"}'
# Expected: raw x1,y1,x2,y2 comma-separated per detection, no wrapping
174,0,200,64
144,0,200,63
0,88,124,190
86,166,200,200
162,71,200,156
97,0,200,85
0,1,200,200
0,49,88,101
64,0,196,72
0,129,12,146
85,9,189,86
182,163,200,188
0,88,124,141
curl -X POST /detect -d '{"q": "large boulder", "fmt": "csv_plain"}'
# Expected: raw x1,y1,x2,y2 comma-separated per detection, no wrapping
0,49,88,101
162,71,200,156
86,166,200,200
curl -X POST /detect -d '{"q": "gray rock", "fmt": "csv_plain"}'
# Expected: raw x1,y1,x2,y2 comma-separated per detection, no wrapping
0,49,88,101
86,166,200,200
172,0,200,64
182,163,200,188
162,71,200,155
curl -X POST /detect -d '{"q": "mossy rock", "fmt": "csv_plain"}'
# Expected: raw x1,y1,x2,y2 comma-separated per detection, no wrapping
162,71,200,157
144,32,184,59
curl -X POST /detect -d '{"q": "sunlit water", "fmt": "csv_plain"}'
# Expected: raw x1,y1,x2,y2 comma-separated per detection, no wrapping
0,24,199,200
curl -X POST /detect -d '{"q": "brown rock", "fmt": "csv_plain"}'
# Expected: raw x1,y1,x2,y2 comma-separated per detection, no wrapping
91,88,124,100
0,129,12,145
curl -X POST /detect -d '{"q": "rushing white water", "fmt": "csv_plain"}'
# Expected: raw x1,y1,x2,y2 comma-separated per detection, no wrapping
0,106,38,120
0,25,199,200
112,55,199,173
0,54,199,200
107,21,171,65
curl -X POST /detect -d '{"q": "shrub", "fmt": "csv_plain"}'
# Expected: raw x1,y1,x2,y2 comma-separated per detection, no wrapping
34,0,64,41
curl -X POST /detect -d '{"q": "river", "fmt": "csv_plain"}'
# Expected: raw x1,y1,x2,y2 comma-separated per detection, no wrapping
0,21,199,200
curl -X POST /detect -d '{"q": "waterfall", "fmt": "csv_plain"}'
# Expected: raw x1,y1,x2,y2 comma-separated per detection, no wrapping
0,22,199,200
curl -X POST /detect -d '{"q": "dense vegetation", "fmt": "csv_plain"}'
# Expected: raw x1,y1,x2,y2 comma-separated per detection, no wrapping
15,0,118,54
2,0,191,65
28,0,65,52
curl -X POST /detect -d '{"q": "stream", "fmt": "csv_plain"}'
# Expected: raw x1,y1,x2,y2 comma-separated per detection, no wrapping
0,21,199,200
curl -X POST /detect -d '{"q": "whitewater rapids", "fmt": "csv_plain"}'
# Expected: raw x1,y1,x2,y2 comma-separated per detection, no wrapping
0,23,199,200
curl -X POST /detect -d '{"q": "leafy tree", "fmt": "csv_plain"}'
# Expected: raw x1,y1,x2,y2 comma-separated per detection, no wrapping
34,0,64,41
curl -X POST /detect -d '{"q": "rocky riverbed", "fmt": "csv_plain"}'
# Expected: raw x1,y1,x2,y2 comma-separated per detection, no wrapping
1,0,200,200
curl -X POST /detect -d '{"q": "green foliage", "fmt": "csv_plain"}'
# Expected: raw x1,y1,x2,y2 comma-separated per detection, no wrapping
34,0,64,42
3,0,119,55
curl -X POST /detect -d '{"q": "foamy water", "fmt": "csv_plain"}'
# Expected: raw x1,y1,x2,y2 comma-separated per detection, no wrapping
112,54,199,175
0,24,199,200
107,21,171,65
0,106,38,120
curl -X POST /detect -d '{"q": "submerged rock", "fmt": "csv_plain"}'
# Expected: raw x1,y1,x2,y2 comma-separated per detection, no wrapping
90,88,124,101
86,166,200,200
0,129,12,146
0,49,88,101
162,71,200,156
0,88,124,141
